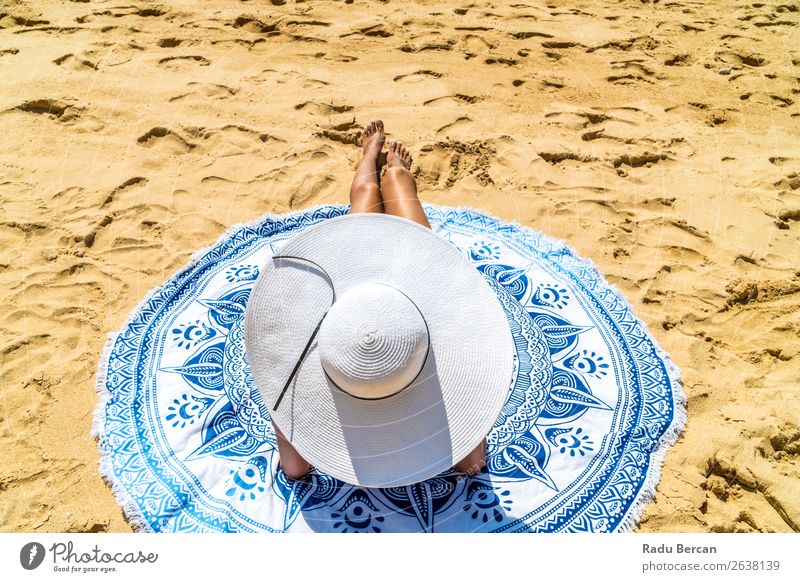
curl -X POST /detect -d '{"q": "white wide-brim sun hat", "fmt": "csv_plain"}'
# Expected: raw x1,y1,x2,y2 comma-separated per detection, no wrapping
244,213,514,487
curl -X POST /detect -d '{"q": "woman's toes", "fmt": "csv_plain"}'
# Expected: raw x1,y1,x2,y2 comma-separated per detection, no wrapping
386,141,412,169
363,121,385,154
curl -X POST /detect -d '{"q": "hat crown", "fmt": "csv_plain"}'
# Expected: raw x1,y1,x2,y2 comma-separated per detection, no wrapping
318,282,429,399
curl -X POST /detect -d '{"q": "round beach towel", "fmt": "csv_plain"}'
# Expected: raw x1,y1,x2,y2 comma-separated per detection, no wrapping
94,204,685,532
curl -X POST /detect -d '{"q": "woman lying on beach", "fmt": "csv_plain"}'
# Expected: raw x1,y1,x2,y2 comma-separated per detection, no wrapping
272,119,488,480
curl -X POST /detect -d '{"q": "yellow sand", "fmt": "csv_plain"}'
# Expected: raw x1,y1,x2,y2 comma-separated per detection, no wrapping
1,0,798,533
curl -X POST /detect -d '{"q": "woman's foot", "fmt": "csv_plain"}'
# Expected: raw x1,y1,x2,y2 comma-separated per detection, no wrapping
348,120,386,213
362,120,385,162
381,139,429,227
387,139,412,170
454,438,487,476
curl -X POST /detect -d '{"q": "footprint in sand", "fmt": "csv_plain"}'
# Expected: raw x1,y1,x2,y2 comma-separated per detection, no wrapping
542,40,584,50
435,116,473,136
399,39,456,53
168,82,239,103
339,23,393,38
723,275,800,310
187,125,280,155
75,5,167,23
137,127,196,154
458,33,495,60
9,99,105,131
230,14,280,35
484,56,518,66
157,38,186,48
14,99,72,118
314,119,361,146
157,55,210,69
101,177,148,207
393,70,443,83
586,35,660,55
243,68,329,89
611,152,669,168
283,18,331,43
715,49,767,68
53,53,98,71
294,101,354,115
0,13,50,28
703,452,800,532
415,140,496,188
423,94,480,106
664,53,692,66
507,30,553,40
607,60,658,85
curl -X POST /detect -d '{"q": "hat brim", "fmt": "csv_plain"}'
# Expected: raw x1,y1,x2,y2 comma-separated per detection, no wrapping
244,213,514,487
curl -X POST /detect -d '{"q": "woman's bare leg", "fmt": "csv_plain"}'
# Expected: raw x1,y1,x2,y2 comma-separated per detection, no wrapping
275,121,386,480
381,140,484,473
349,120,386,214
380,140,430,228
272,420,311,480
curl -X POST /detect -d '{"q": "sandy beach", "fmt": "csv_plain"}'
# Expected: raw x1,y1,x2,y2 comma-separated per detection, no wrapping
1,0,798,532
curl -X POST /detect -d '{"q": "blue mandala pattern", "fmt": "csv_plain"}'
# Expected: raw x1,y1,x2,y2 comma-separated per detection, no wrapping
95,204,684,532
